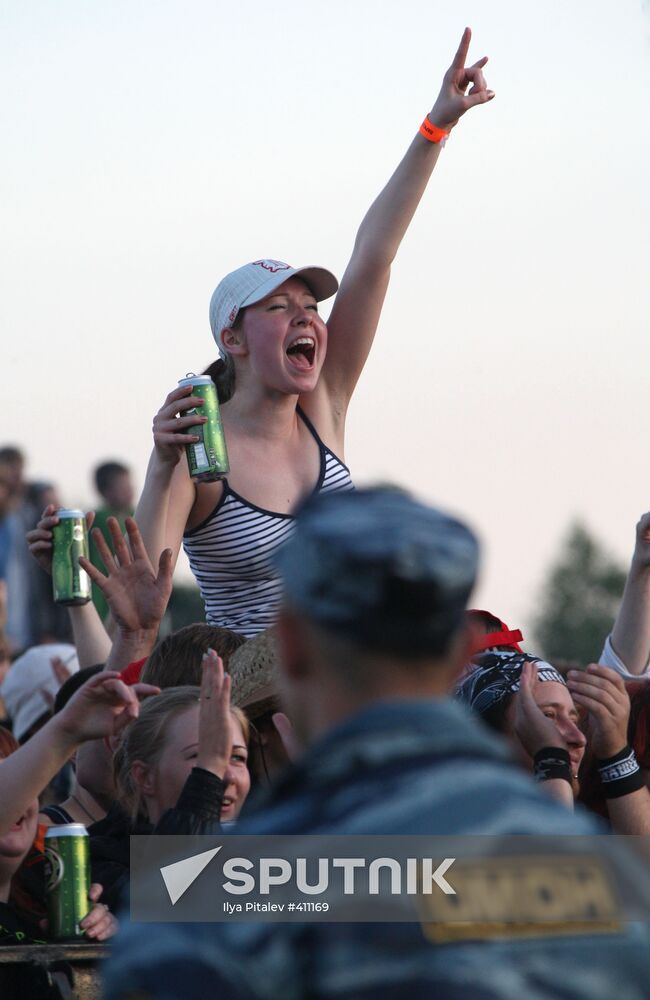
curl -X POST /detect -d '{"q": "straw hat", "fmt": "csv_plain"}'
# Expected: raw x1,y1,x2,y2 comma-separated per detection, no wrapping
229,630,280,719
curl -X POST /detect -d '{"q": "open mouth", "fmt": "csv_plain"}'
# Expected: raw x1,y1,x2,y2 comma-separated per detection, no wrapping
286,337,315,370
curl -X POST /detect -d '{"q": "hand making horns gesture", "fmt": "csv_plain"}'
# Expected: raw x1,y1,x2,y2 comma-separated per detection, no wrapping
428,27,495,132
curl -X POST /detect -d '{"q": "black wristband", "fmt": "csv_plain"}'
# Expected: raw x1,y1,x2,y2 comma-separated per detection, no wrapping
533,747,572,785
597,745,644,799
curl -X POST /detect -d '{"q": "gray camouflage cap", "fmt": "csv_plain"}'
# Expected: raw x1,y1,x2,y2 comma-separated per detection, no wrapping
273,487,479,656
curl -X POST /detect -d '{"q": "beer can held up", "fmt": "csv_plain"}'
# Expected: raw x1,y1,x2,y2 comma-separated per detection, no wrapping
52,510,91,606
178,374,229,482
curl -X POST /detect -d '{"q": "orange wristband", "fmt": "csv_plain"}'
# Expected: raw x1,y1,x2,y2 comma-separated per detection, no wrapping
419,117,448,144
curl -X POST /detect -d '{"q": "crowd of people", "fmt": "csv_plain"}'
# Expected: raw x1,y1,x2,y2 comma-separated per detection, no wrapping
2,26,650,1000
0,448,135,657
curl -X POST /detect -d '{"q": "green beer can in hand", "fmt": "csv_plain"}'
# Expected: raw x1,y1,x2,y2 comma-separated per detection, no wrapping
44,824,91,940
52,509,91,606
178,374,230,482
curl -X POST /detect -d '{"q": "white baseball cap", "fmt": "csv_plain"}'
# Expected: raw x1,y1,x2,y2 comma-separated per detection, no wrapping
0,644,79,741
209,259,339,354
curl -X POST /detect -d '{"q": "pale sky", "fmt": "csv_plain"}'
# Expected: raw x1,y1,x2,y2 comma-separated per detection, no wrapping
2,0,649,638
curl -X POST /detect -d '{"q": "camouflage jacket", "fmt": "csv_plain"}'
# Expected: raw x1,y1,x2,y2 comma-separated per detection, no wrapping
105,700,650,999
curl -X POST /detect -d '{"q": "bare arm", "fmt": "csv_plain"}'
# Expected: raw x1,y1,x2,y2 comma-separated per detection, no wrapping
134,384,204,568
26,506,112,667
68,602,113,668
0,672,158,836
0,718,79,835
320,27,494,411
536,777,575,808
604,787,650,835
608,512,650,676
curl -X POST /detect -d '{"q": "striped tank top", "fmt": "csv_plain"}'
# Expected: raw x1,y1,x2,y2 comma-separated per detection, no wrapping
182,407,354,638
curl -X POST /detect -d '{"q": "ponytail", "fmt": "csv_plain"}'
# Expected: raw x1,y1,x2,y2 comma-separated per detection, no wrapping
203,355,235,403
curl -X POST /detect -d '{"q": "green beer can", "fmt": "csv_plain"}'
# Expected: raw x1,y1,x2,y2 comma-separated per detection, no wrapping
44,824,91,940
52,509,91,606
178,373,229,482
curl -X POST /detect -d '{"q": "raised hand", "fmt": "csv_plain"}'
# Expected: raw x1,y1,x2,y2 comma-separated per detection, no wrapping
56,669,160,745
631,512,650,570
428,27,494,132
152,384,208,467
514,661,567,757
26,505,95,576
272,711,300,762
51,654,73,688
39,655,76,711
78,516,173,634
197,649,234,779
567,664,630,759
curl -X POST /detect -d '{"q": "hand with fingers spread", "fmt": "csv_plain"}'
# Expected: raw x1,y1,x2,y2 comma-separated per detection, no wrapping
26,505,95,576
514,661,568,758
428,27,494,132
78,516,173,635
152,384,208,468
567,664,630,759
197,649,235,779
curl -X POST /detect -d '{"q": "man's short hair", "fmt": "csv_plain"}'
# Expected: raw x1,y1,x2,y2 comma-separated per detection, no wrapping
141,624,246,687
94,461,130,499
0,446,24,466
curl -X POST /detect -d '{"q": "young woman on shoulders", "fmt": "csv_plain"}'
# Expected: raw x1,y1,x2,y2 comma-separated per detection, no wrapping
136,29,494,637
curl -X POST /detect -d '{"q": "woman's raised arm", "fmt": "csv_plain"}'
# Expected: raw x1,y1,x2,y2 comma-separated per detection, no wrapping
321,27,494,411
26,506,113,666
0,672,159,836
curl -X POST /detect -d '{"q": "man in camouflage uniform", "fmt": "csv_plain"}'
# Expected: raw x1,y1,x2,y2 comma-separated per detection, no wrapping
106,487,650,999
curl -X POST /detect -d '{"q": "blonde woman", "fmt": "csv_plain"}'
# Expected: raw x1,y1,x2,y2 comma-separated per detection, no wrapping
90,651,249,908
115,682,249,826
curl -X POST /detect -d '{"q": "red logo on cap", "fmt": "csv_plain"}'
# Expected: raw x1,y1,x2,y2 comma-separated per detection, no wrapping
252,259,291,273
228,306,238,323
